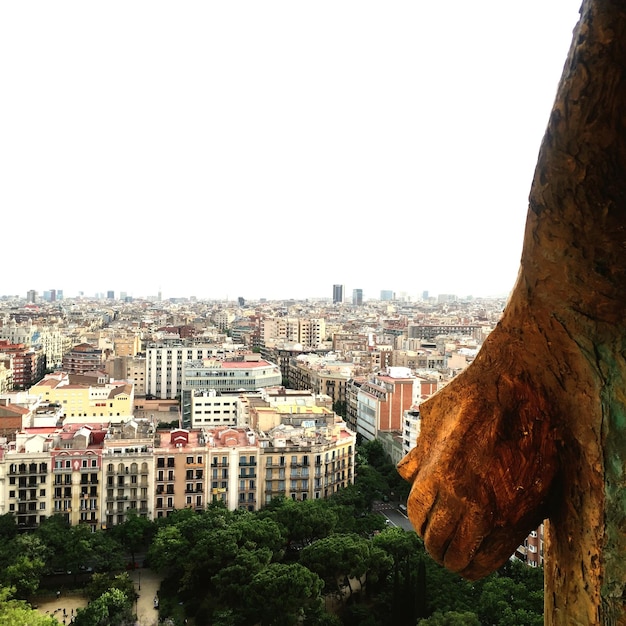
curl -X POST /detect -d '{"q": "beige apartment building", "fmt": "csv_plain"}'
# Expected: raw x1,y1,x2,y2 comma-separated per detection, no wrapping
102,419,155,527
30,372,134,421
261,317,326,349
104,355,146,396
0,403,356,528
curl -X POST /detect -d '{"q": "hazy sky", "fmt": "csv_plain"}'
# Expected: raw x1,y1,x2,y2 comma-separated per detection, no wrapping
1,1,582,301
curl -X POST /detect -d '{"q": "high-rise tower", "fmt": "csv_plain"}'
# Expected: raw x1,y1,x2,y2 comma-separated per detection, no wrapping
332,284,344,304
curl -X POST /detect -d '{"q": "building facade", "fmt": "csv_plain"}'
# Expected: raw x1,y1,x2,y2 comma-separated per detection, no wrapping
145,341,242,400
30,373,134,421
356,367,416,441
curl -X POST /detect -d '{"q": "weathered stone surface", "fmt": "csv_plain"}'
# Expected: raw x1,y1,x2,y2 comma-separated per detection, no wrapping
398,1,626,624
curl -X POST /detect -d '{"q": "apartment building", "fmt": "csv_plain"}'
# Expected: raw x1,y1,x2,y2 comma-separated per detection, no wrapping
50,425,104,530
261,317,326,349
104,355,146,396
182,355,281,393
102,419,154,527
184,390,239,429
206,428,260,511
1,423,104,531
0,340,46,390
62,343,104,375
145,341,243,400
516,524,545,568
38,327,73,370
113,334,142,357
0,411,356,528
286,355,356,407
30,372,134,421
356,367,417,441
180,355,282,428
0,360,13,395
0,400,29,440
4,451,50,530
407,323,482,341
260,421,355,503
0,319,39,346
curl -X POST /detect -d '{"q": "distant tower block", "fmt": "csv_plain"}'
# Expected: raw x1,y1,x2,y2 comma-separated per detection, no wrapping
332,284,344,304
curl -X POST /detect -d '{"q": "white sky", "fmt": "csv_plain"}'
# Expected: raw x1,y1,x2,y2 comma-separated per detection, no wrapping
1,1,582,301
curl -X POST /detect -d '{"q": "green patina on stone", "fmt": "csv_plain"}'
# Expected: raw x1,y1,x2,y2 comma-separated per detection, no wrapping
598,342,626,609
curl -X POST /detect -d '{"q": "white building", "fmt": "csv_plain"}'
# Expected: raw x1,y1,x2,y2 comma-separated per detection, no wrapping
181,355,282,428
145,341,244,400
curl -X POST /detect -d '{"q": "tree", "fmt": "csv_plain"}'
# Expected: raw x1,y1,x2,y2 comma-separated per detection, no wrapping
417,611,480,626
85,572,137,603
73,588,134,626
259,498,337,547
63,525,95,581
299,534,370,599
353,465,388,509
89,529,125,573
147,524,190,573
36,514,71,573
0,587,59,626
0,514,17,541
245,563,324,626
210,547,273,611
0,534,47,598
332,400,347,418
110,510,154,567
477,575,543,626
359,439,388,469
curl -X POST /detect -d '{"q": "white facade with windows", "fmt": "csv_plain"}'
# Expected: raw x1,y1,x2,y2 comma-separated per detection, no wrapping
145,342,240,399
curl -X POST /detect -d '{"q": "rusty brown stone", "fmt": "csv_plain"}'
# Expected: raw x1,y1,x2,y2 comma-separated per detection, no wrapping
398,1,626,624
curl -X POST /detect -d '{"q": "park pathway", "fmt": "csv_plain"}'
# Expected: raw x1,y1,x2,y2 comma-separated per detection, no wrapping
34,567,163,625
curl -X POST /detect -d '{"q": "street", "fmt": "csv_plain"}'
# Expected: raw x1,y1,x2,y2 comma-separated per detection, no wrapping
382,506,415,532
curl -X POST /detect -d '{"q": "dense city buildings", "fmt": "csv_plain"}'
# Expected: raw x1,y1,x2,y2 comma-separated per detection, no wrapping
0,287,545,567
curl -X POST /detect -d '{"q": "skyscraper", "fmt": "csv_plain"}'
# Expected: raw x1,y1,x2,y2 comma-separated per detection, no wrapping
380,290,394,301
352,289,363,305
333,284,344,304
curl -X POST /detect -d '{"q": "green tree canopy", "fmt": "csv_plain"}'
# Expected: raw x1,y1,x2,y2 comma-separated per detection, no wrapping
299,533,370,599
73,588,134,626
0,587,59,626
245,563,324,626
258,497,337,547
110,510,154,566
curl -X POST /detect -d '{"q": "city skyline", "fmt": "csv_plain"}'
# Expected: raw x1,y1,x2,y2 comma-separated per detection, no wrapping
1,2,582,302
12,284,506,303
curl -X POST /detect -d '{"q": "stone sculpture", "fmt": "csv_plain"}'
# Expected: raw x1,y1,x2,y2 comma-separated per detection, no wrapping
397,1,626,624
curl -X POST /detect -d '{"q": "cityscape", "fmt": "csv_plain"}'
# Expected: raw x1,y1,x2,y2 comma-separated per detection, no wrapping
0,284,547,625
